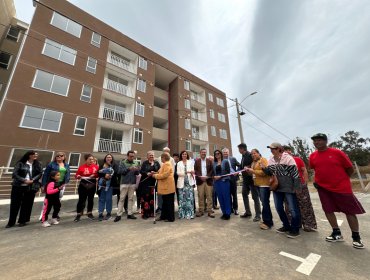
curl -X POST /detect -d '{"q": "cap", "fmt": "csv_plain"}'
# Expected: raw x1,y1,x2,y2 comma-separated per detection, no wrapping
267,142,282,149
311,133,328,141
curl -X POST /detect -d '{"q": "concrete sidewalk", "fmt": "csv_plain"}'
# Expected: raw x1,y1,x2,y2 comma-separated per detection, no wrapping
0,191,369,280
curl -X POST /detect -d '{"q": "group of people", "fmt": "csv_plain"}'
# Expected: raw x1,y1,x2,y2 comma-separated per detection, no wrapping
5,133,366,249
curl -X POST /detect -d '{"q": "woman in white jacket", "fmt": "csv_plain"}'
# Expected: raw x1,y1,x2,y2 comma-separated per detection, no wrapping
177,151,195,219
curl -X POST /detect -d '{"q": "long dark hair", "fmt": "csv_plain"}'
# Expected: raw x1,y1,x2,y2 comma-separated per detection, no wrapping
179,150,189,160
103,153,115,165
214,149,223,163
45,170,60,192
19,150,37,164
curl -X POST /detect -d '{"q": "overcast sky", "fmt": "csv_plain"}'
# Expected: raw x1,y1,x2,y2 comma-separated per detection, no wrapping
14,0,370,159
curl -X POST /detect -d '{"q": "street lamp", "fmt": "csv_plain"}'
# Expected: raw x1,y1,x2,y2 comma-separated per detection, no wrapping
235,91,257,143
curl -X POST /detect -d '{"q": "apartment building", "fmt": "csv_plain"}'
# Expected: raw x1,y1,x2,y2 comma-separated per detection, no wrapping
0,0,231,167
0,0,28,101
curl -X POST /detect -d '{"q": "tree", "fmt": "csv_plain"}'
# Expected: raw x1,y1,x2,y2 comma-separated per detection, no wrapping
329,130,370,166
288,137,313,166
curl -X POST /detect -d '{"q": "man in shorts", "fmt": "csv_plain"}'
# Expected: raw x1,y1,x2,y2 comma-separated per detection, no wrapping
309,133,365,249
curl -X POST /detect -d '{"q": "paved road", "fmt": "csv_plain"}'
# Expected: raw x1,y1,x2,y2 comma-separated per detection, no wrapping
0,191,369,280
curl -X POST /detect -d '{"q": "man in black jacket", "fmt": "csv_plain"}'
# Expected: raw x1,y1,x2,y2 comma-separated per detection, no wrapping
238,143,261,221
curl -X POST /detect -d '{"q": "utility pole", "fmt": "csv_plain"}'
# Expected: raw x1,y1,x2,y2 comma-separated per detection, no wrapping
235,98,244,144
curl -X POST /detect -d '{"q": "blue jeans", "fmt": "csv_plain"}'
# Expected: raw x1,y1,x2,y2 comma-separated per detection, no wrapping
273,191,301,233
98,186,113,214
257,186,273,227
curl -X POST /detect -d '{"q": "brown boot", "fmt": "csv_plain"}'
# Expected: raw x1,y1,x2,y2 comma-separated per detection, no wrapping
196,212,204,217
208,212,215,218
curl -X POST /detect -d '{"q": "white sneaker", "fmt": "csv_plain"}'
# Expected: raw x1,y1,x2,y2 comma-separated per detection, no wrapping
42,221,51,227
50,219,59,225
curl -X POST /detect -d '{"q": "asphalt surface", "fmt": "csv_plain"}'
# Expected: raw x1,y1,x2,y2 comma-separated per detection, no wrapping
0,189,369,280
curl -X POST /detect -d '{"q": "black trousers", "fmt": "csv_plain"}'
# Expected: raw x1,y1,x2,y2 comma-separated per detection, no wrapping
230,179,238,211
160,193,175,222
8,185,36,226
76,184,96,214
43,197,61,222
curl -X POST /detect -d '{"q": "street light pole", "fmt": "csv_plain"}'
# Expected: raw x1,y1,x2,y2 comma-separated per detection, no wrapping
234,91,257,144
235,98,244,144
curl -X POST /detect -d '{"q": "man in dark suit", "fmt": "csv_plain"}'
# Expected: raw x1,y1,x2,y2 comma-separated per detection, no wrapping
194,149,215,218
222,148,240,215
238,143,261,220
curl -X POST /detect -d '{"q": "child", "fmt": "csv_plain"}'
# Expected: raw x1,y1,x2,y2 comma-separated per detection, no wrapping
41,171,63,227
98,166,114,192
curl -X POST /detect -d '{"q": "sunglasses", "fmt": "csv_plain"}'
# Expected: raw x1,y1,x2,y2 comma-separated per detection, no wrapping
56,155,65,157
215,152,221,155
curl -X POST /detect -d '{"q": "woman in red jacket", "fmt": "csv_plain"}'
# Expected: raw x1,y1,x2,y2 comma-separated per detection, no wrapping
74,154,98,222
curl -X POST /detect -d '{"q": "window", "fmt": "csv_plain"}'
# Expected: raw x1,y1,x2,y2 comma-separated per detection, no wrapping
80,84,92,103
137,79,146,93
216,97,225,107
20,106,62,132
184,80,190,91
135,101,145,117
185,140,191,151
219,129,227,139
42,39,77,65
0,52,12,69
213,144,217,152
211,126,216,136
138,57,147,70
209,109,215,119
208,93,213,102
74,116,86,136
91,32,101,47
9,149,53,168
86,57,97,74
32,70,70,96
50,12,82,38
133,128,143,144
218,113,226,123
6,26,20,41
185,119,191,130
68,153,81,167
184,99,190,109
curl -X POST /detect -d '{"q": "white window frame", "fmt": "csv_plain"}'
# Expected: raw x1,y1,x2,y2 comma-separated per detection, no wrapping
20,106,63,133
50,12,82,38
91,32,101,47
138,57,147,70
209,109,215,119
184,80,190,91
73,116,86,136
184,99,191,109
185,119,191,130
219,129,228,139
80,84,92,103
0,52,12,69
32,69,71,97
133,128,143,144
86,57,97,74
185,140,191,151
6,26,20,42
218,112,226,123
211,126,216,136
137,79,146,93
135,101,145,117
68,153,81,167
42,38,77,65
216,97,225,107
208,93,213,102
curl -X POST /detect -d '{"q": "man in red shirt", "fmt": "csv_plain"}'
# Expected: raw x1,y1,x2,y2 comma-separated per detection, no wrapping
309,133,365,249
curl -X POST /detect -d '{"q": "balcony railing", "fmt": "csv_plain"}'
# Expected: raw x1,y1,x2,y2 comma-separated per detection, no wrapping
192,132,208,141
96,138,131,154
104,78,133,98
190,92,205,104
107,52,133,72
191,111,207,122
99,106,133,125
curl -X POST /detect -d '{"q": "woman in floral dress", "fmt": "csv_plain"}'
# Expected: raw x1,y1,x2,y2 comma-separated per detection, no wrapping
177,151,195,219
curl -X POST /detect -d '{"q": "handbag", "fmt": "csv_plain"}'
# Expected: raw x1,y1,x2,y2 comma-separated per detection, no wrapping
30,181,41,193
269,158,281,191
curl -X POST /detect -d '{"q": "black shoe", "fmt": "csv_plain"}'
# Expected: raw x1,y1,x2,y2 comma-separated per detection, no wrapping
98,214,104,221
114,216,121,222
74,215,81,222
253,216,261,222
87,214,95,220
234,210,239,215
240,213,252,218
5,224,13,228
127,215,137,220
353,239,365,249
18,223,26,227
105,213,112,220
276,226,289,234
286,231,300,239
56,215,61,221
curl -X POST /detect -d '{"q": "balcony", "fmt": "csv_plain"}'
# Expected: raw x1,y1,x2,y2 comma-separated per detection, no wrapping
190,91,205,105
152,127,168,141
191,111,207,123
96,138,131,154
153,106,168,120
192,131,208,142
99,106,133,125
107,52,134,73
103,78,133,98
